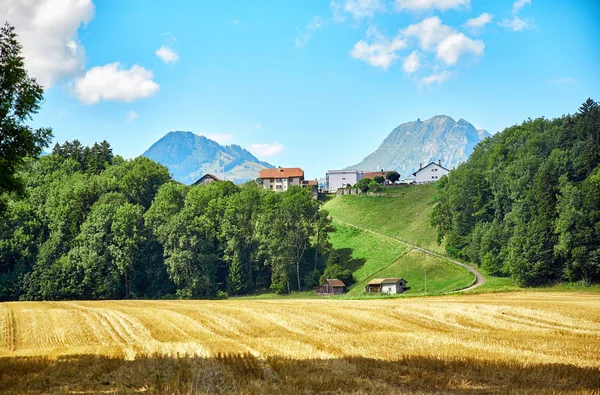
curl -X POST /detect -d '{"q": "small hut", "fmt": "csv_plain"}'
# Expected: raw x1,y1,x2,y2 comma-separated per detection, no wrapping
315,279,346,295
365,278,407,294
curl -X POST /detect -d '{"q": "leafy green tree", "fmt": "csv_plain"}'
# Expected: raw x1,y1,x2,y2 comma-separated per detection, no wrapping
386,171,400,183
357,178,371,192
373,176,385,184
0,23,53,213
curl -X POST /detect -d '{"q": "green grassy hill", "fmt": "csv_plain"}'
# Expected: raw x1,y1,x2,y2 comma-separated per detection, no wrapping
329,224,474,295
323,184,521,294
323,184,444,254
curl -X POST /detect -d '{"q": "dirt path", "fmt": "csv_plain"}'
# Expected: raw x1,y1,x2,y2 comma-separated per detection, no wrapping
333,219,486,293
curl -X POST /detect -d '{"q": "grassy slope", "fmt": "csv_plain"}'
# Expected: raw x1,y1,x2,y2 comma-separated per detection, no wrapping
323,184,444,254
329,223,474,295
323,184,522,292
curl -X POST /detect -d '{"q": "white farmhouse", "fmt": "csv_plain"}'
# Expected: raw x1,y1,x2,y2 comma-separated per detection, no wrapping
326,170,365,193
412,160,450,184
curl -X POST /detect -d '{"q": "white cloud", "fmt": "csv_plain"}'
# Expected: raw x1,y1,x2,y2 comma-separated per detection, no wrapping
125,110,138,122
403,17,453,50
512,0,531,14
330,1,347,23
250,143,284,157
155,46,179,64
403,51,420,73
350,27,406,69
0,0,94,87
205,133,234,144
464,13,493,33
499,16,529,31
295,16,324,48
344,0,386,19
436,33,484,65
73,63,160,104
420,70,451,85
394,0,469,11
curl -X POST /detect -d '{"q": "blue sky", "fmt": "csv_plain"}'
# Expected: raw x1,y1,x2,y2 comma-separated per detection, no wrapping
2,0,599,179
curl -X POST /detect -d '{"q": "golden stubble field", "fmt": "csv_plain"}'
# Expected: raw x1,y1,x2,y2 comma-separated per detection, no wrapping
1,292,600,394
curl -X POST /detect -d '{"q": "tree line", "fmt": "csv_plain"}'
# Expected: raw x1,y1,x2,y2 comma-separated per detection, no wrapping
0,142,335,300
432,99,600,286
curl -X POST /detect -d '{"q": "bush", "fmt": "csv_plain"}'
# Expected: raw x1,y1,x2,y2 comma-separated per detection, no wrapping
374,176,385,184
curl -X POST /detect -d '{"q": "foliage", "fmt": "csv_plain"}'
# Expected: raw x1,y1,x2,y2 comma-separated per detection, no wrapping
356,178,372,192
431,99,600,286
0,144,334,300
373,175,385,184
0,23,53,214
386,171,400,183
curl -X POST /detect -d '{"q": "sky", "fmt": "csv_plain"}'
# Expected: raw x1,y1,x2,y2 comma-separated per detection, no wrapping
2,0,599,179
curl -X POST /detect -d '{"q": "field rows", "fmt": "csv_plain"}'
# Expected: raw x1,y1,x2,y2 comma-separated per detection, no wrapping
1,293,599,369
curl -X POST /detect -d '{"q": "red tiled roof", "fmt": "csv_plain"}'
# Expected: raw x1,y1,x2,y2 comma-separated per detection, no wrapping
324,279,346,287
302,180,318,186
363,170,390,179
259,167,304,179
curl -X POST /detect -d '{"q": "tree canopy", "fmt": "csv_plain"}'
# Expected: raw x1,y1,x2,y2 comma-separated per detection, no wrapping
431,99,600,286
0,141,334,300
0,23,52,213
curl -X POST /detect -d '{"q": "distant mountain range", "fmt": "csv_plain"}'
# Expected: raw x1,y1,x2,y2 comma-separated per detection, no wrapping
348,115,491,177
142,131,273,184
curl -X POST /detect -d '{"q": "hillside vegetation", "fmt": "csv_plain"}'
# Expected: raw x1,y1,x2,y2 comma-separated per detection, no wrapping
0,141,333,301
324,183,443,254
432,99,600,286
1,294,599,393
329,224,474,295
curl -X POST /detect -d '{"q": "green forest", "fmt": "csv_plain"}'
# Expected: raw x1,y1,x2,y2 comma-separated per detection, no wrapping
0,142,334,300
432,99,600,286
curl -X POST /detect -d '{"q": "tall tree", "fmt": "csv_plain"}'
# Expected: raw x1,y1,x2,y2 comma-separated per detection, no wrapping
0,23,53,213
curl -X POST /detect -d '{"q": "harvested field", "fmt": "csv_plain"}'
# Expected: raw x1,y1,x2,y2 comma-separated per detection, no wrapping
1,293,599,393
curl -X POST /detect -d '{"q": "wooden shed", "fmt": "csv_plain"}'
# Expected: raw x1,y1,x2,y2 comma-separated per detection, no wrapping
315,279,346,295
365,278,407,294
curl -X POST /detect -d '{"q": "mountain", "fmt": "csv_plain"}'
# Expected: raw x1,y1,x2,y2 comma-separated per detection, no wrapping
348,115,491,177
142,131,273,184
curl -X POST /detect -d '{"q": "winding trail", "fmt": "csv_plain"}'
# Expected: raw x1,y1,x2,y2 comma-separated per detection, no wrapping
333,218,486,293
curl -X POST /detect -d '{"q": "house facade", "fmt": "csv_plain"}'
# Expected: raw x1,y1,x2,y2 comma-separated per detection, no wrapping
365,278,407,294
301,179,319,198
412,161,450,184
259,167,304,192
326,170,365,193
192,173,221,186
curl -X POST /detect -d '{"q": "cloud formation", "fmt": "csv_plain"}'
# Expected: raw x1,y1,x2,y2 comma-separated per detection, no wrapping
73,63,160,104
512,0,531,14
344,0,386,19
250,143,284,157
403,16,453,50
420,70,451,86
350,27,406,69
464,13,493,33
436,33,484,65
295,16,324,48
0,0,94,87
394,0,469,11
403,51,420,73
499,16,529,31
155,46,179,64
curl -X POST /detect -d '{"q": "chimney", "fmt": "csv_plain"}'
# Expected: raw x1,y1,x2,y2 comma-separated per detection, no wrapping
438,159,441,166
419,163,422,170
